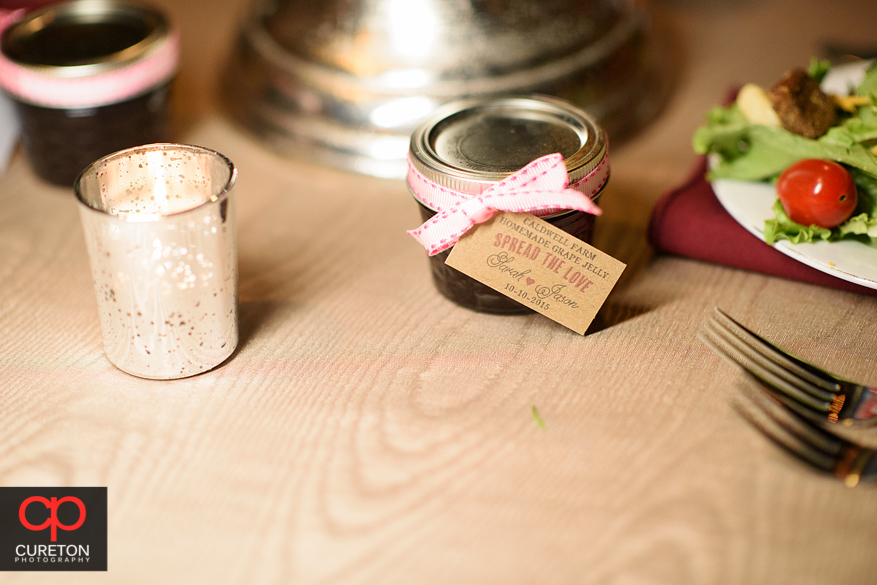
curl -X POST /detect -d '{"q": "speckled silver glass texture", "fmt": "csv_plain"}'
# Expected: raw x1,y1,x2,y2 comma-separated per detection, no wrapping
75,143,238,379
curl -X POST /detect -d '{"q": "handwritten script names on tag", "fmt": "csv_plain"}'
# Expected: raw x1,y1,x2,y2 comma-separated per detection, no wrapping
446,212,625,334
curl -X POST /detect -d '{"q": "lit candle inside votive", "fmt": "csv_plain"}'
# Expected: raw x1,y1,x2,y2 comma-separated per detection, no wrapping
75,144,238,380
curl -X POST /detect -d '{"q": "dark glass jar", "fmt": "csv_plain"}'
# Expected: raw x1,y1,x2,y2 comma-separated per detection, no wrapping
407,96,609,314
0,0,179,186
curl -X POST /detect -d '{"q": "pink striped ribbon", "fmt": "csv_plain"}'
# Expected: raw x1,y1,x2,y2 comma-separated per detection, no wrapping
407,151,608,256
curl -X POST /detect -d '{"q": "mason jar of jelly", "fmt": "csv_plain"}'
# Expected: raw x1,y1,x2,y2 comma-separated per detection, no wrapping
0,0,179,186
407,96,609,314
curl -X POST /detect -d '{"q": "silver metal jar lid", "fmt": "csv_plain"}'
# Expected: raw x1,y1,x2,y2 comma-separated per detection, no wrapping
408,95,607,198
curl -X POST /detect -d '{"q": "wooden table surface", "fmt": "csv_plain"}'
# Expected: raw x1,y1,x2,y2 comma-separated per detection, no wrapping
3,0,877,583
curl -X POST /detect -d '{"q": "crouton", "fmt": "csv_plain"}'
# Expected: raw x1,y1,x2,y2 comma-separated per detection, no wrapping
767,68,836,138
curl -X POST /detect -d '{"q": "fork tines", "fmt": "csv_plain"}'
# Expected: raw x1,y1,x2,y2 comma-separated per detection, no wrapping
700,308,846,423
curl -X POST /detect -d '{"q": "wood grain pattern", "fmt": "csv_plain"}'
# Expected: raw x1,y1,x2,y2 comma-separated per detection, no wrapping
2,0,877,583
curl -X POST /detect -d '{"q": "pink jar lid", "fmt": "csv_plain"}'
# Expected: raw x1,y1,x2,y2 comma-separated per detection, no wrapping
0,1,179,109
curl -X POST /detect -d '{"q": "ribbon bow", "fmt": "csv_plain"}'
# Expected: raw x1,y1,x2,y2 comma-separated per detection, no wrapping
407,152,606,256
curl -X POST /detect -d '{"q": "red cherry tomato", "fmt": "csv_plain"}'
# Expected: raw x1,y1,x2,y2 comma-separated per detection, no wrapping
776,159,858,228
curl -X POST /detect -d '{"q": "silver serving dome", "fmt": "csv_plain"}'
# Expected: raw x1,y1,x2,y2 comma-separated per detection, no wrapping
222,0,666,178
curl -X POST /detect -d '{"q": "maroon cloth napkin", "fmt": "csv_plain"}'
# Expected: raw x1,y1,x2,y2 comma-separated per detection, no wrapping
648,156,877,297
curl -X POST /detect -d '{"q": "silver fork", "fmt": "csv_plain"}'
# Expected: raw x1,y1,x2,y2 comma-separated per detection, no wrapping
700,308,877,427
735,386,877,487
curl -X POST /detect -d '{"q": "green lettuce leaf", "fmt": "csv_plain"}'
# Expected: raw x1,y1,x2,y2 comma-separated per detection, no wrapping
807,58,832,84
838,169,877,239
855,60,877,98
764,200,833,244
699,123,877,181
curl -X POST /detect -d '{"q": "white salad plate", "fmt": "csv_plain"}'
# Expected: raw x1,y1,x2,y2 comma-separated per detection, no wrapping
711,59,877,291
712,178,877,289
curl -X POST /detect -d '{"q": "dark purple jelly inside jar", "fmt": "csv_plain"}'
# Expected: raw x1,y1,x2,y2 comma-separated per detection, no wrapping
12,85,172,187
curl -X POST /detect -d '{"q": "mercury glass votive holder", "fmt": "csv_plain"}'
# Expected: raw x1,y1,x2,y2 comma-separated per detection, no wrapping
74,143,238,379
